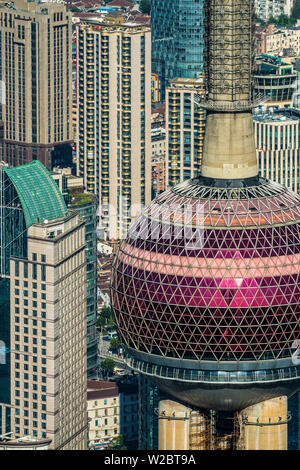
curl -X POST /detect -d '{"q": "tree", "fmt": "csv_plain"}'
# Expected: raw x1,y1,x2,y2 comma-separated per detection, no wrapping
101,358,116,378
110,337,121,352
96,314,106,329
140,0,151,15
96,306,114,329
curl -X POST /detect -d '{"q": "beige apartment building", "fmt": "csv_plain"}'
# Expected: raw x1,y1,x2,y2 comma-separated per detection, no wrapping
263,25,300,56
0,161,88,450
76,15,152,240
165,76,206,187
0,0,72,168
10,213,88,449
87,380,120,448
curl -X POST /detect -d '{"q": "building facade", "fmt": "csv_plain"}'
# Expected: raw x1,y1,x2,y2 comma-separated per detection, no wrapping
255,0,294,21
0,161,88,450
151,0,205,100
138,375,159,450
87,380,120,448
263,26,300,57
0,0,73,169
254,111,300,193
254,54,298,109
165,77,206,187
151,117,166,198
51,170,98,379
69,192,98,378
76,16,152,240
118,376,139,449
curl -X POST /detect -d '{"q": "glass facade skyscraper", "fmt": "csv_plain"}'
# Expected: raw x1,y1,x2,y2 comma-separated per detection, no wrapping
138,375,159,450
151,0,205,99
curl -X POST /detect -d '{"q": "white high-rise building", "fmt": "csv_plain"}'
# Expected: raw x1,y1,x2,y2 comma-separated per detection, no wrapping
76,16,152,240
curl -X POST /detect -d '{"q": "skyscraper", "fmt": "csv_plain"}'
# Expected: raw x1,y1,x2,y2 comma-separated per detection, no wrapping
76,15,152,240
151,0,205,100
0,0,72,169
0,161,88,449
111,0,300,450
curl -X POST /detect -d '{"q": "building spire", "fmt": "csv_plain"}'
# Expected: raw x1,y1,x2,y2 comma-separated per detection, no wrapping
200,0,258,182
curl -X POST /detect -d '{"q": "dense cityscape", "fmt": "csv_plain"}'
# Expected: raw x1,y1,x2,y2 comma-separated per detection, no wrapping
0,0,299,454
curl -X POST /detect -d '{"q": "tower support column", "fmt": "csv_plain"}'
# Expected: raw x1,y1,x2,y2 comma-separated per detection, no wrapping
237,396,288,450
158,400,190,450
158,399,211,450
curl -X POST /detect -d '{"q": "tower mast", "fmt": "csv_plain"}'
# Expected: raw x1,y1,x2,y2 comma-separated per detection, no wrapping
201,0,258,182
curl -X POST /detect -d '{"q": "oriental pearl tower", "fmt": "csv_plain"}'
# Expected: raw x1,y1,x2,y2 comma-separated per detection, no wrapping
111,0,300,450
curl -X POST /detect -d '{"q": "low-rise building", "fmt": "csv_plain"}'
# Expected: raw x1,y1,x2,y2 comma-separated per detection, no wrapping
255,0,294,21
87,380,120,448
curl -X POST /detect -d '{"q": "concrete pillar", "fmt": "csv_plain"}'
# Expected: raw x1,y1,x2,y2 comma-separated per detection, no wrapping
201,112,258,180
237,396,288,450
158,400,190,450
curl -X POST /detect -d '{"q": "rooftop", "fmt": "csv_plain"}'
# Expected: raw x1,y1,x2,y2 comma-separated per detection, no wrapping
87,380,119,400
2,161,68,228
253,112,299,123
69,191,96,207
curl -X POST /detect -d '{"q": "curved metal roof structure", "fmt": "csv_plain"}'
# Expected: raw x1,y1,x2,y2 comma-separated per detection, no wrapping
3,160,67,228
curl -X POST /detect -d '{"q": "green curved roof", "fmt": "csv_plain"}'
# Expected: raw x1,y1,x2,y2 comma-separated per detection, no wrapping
3,160,68,228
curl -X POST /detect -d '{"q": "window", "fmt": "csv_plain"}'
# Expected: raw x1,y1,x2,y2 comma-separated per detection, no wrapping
15,261,19,277
32,265,37,280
